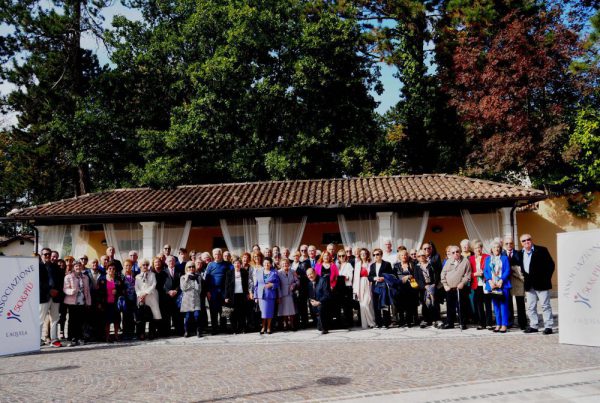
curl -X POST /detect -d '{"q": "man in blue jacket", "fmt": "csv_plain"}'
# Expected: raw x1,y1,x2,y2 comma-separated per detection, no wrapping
307,268,331,334
205,248,232,334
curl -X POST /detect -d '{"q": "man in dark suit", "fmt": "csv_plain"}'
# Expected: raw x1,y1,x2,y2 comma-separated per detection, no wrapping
503,236,527,329
307,268,331,334
39,247,64,347
163,255,183,336
296,245,312,329
308,245,320,268
368,248,394,328
519,234,555,334
423,242,444,327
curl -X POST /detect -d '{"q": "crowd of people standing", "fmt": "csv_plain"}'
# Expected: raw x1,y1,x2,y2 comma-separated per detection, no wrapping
38,233,556,347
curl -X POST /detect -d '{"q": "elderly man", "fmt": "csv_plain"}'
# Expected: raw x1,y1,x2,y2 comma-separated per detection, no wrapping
50,250,60,264
441,245,471,330
205,248,232,334
163,255,183,336
128,250,140,276
519,234,555,334
106,246,123,274
382,240,397,263
308,245,319,268
307,268,331,334
460,239,472,258
39,247,64,347
422,242,443,327
503,236,526,330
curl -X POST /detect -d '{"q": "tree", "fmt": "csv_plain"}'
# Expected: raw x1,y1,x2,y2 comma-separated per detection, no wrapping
0,0,133,204
110,0,381,187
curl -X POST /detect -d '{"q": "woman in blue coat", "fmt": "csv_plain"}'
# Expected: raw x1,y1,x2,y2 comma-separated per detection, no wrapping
484,241,512,333
253,259,280,334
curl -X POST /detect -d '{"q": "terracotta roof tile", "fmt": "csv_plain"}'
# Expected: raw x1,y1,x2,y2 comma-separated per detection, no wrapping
6,174,546,220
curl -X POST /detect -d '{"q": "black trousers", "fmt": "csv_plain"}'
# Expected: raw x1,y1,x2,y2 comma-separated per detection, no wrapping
396,290,419,326
508,294,527,329
163,297,183,336
338,285,354,328
473,286,493,327
433,287,445,322
373,293,391,327
310,302,329,331
446,287,469,327
296,294,309,328
66,305,85,341
231,293,247,332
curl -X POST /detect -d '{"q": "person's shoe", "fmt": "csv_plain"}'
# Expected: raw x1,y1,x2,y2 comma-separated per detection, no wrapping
543,328,553,335
183,332,190,338
40,339,46,347
499,326,507,333
51,340,62,347
419,321,427,328
524,327,538,333
321,330,329,335
493,327,500,333
461,325,468,330
477,326,484,330
442,324,455,329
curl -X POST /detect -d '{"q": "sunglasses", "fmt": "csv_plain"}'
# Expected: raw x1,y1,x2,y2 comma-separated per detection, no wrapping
373,253,381,256
42,253,51,256
451,251,461,254
338,254,346,258
521,238,531,243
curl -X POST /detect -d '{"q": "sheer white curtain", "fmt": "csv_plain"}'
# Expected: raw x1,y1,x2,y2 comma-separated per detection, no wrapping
219,218,257,255
337,214,378,251
392,211,430,250
461,209,501,252
71,224,89,259
270,216,307,253
38,225,68,256
153,221,192,256
103,223,144,262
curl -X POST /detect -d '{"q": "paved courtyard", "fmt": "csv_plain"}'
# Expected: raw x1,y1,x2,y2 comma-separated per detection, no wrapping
2,321,600,402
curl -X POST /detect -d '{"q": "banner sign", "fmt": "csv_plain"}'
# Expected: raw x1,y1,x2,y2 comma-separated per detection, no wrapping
0,257,40,356
558,229,600,347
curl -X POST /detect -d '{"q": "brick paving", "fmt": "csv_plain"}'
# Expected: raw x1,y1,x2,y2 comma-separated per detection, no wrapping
2,325,600,402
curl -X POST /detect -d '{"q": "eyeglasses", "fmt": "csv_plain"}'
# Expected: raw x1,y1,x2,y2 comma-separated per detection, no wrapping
42,253,51,256
423,247,432,250
451,251,461,254
142,263,149,266
300,249,307,252
373,253,381,256
521,238,531,243
338,254,346,258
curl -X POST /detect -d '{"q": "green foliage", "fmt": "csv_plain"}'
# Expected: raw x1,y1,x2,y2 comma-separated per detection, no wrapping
564,108,600,187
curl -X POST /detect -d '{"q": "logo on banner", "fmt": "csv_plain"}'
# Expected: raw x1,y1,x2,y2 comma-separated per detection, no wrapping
563,242,600,310
0,265,36,324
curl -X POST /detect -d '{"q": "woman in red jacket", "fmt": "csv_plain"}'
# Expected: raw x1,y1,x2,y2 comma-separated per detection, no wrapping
469,240,493,330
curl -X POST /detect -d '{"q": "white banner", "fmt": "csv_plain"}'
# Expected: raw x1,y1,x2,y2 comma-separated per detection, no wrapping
0,257,40,356
558,229,600,347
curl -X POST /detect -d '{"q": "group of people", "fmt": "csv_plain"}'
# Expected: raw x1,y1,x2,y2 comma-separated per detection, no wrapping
38,233,556,347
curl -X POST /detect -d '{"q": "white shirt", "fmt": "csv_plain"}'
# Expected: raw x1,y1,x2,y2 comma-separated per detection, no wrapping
523,246,534,274
376,262,382,276
339,262,354,287
234,271,243,293
383,252,397,264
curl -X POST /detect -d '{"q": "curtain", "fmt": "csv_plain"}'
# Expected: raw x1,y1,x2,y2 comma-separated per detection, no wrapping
269,216,307,253
337,214,378,251
392,211,430,251
460,209,501,252
153,221,192,256
38,225,68,256
71,224,89,259
219,218,257,256
103,223,144,262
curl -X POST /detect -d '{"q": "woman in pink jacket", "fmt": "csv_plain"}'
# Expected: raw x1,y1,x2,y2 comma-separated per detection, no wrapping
63,260,91,346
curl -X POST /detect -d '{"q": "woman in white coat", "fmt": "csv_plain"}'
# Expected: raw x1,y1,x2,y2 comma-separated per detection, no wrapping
352,248,376,328
135,259,162,340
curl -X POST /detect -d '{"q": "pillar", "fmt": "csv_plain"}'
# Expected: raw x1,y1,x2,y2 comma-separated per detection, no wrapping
376,211,394,248
140,221,158,260
500,207,515,241
255,217,272,250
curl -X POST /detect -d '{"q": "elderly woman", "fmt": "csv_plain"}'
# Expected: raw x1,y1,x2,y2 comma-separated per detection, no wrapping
469,240,492,330
135,259,162,340
253,259,280,334
394,249,419,327
98,263,125,342
484,241,512,333
414,250,436,327
336,249,354,329
352,248,376,328
225,257,250,334
122,259,137,340
277,259,299,331
180,261,203,337
63,261,92,346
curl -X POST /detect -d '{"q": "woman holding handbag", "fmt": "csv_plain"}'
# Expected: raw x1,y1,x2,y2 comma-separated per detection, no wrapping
484,241,512,333
135,259,162,340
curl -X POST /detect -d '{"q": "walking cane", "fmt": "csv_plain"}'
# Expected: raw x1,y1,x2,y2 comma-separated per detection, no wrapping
456,288,463,333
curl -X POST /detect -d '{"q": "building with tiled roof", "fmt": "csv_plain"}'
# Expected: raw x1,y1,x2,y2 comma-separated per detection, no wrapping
3,174,547,263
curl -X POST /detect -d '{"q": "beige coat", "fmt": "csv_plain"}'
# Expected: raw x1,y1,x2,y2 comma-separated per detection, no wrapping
441,258,471,289
510,264,525,296
135,271,162,320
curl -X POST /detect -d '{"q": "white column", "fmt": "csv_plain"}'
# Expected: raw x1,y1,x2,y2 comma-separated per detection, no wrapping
255,217,272,250
140,221,158,261
376,211,394,248
500,207,513,240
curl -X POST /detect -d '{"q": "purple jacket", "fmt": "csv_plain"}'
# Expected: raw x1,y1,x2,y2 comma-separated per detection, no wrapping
253,268,280,300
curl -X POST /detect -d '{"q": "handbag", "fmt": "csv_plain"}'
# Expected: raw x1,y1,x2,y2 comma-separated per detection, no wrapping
137,303,153,322
117,296,127,312
409,277,419,289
